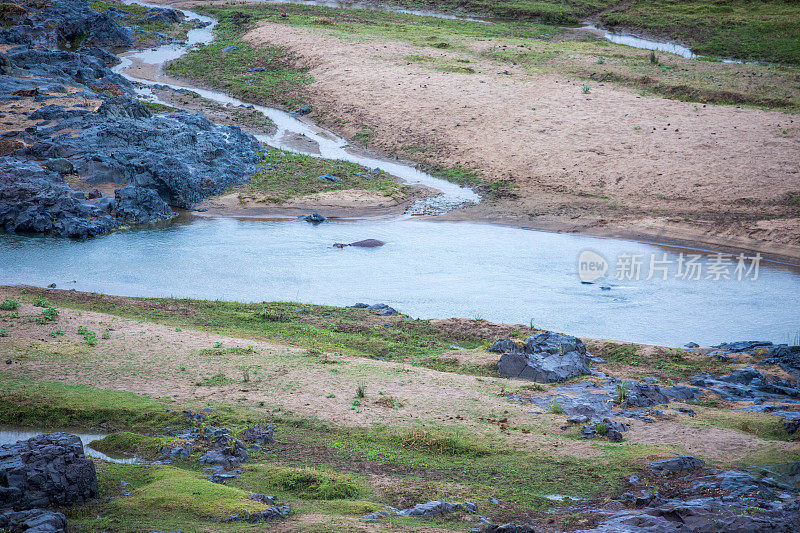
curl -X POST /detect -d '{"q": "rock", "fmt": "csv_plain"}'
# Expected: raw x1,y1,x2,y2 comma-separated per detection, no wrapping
496,332,590,383
290,106,311,116
648,455,705,474
377,307,398,316
197,444,248,471
241,424,275,445
607,428,623,442
0,508,67,533
96,96,151,119
114,185,174,225
488,338,522,353
712,341,773,353
581,424,596,439
349,239,385,247
0,432,98,510
207,473,239,484
347,303,369,308
483,524,537,533
362,499,476,521
43,158,73,174
298,212,325,224
567,415,589,424
317,173,341,183
684,342,699,348
248,67,265,72
141,7,182,25
0,0,134,50
219,45,239,53
622,382,700,407
248,494,277,504
225,505,290,523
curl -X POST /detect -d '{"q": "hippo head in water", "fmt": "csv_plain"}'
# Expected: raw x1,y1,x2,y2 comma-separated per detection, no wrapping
333,239,385,248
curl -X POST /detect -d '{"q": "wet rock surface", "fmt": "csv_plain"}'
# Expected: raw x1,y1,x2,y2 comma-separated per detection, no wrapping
362,499,477,521
0,0,261,238
0,433,98,510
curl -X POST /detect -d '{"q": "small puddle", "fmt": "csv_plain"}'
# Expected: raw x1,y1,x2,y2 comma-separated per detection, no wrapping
0,428,139,464
580,24,696,58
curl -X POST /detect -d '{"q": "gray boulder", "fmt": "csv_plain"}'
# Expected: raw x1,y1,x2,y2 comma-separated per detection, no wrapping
488,338,522,353
649,455,705,474
497,332,590,383
198,444,248,471
0,433,98,510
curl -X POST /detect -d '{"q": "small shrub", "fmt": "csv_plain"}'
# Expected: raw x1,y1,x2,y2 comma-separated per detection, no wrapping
595,423,609,436
615,382,629,404
49,329,65,337
389,426,495,457
356,384,366,399
0,329,7,337
375,395,404,408
0,299,19,311
581,84,591,94
548,399,564,414
83,331,98,346
32,297,50,308
38,307,59,323
101,330,111,340
649,50,659,64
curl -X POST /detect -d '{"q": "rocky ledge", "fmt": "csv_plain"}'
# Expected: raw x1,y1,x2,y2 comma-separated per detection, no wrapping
0,0,261,238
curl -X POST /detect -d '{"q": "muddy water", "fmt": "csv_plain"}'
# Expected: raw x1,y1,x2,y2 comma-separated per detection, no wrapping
3,218,800,347
0,428,138,463
2,2,798,348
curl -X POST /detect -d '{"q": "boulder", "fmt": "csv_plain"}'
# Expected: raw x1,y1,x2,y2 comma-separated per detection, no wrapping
298,212,325,223
0,433,98,510
712,341,773,353
198,444,248,471
497,332,590,383
649,455,705,474
488,338,522,353
241,424,275,445
0,508,67,533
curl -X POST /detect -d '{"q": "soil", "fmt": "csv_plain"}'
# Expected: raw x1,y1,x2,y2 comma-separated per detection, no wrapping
234,17,800,261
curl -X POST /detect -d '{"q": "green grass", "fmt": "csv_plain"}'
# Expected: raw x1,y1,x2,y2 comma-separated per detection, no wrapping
593,342,729,382
684,407,797,442
598,0,800,65
90,432,177,459
234,465,364,500
242,148,405,202
8,288,490,371
166,10,313,109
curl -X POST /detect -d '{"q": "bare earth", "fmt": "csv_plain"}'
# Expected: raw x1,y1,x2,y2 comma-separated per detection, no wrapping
2,287,797,466
233,20,800,261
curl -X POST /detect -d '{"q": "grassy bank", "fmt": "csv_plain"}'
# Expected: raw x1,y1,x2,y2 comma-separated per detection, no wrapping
240,148,406,203
0,375,673,531
175,3,800,117
377,0,800,64
89,0,197,46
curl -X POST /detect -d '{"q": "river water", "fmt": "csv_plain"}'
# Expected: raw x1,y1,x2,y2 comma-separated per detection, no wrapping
1,1,797,348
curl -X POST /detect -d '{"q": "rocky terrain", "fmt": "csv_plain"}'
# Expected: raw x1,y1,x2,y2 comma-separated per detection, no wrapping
0,0,261,238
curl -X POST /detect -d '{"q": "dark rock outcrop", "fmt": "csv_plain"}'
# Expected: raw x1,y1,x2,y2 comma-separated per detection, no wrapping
497,332,590,383
362,499,477,521
0,508,67,533
648,455,705,474
0,433,98,510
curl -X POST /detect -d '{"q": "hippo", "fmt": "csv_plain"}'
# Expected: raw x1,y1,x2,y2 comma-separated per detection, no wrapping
333,239,385,248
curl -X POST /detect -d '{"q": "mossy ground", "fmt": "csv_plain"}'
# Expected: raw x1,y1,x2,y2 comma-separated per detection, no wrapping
237,148,406,204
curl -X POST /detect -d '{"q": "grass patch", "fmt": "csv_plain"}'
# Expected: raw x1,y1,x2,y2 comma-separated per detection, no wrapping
386,425,496,457
684,407,796,441
110,466,268,518
240,148,405,203
594,342,728,382
90,431,176,459
9,288,488,370
89,0,197,45
166,9,313,109
236,465,364,500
